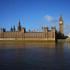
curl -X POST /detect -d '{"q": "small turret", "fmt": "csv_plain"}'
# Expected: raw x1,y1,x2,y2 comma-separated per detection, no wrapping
10,27,13,32
13,26,16,32
44,27,48,32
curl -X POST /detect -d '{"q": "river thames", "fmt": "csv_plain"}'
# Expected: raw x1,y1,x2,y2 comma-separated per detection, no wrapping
0,42,70,70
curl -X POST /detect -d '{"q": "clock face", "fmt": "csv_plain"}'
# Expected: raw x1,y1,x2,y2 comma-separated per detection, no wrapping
59,21,63,24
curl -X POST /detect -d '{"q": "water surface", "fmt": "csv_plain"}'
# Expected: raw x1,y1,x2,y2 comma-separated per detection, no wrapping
0,42,70,70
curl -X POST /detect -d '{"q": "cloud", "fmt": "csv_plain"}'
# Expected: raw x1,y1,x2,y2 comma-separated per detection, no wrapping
44,15,58,23
44,15,53,22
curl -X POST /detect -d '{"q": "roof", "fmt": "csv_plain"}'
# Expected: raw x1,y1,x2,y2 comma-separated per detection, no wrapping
59,16,63,21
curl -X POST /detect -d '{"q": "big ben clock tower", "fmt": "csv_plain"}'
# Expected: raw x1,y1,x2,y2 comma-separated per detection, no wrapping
59,16,63,34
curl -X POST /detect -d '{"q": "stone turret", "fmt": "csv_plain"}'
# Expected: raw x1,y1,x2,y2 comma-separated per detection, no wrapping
51,27,56,39
43,27,48,38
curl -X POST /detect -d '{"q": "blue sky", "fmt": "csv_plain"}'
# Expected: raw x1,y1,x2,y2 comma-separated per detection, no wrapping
0,0,70,35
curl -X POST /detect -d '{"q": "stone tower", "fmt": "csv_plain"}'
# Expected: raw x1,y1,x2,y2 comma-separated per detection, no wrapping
59,16,63,34
18,20,21,31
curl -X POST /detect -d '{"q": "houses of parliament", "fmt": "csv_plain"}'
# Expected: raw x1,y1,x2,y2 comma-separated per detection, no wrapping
0,16,64,41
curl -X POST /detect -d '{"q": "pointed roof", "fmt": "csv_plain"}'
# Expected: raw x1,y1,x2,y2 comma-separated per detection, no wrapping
59,16,63,21
17,19,21,31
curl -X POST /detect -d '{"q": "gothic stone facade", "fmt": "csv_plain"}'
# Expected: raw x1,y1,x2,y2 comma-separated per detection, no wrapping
0,27,56,41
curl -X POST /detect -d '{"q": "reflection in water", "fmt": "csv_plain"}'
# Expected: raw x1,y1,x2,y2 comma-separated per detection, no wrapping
0,42,70,70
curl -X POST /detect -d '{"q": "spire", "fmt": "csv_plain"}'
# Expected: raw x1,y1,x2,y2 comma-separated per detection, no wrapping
13,25,16,31
10,27,13,32
18,20,21,26
3,28,6,32
18,20,21,31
